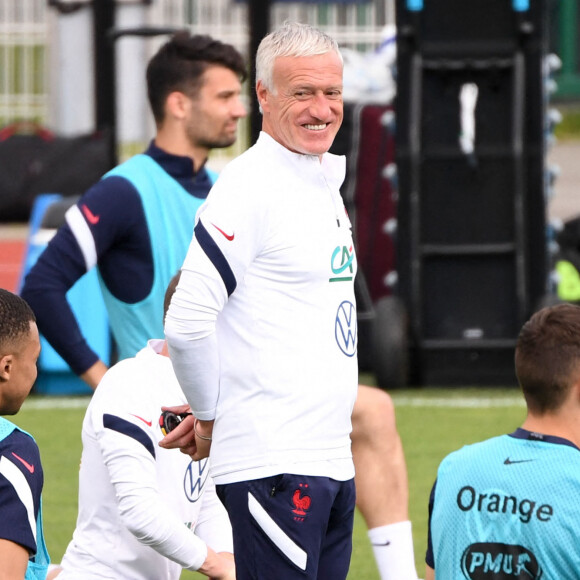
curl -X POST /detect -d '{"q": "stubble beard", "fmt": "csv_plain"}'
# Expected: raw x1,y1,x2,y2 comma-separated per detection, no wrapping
198,134,237,150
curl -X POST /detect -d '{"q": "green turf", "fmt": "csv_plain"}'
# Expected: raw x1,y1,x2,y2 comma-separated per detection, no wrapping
13,387,526,578
394,387,526,576
554,103,580,140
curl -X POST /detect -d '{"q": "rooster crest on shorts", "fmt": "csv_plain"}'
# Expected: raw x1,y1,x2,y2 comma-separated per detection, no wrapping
292,483,312,522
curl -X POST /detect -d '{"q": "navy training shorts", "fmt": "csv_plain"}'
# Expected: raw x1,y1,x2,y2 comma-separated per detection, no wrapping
216,474,356,579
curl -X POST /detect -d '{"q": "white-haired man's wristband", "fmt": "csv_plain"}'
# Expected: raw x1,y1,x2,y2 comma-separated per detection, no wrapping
193,418,212,441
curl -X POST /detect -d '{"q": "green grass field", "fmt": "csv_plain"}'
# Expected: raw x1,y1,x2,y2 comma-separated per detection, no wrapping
14,385,526,579
554,103,580,140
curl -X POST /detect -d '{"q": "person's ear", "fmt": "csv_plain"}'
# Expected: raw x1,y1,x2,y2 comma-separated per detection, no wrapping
256,80,270,114
0,354,13,382
165,91,189,121
573,374,580,405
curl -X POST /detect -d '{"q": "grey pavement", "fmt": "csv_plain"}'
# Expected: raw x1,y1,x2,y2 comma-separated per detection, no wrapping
0,222,28,240
548,139,580,222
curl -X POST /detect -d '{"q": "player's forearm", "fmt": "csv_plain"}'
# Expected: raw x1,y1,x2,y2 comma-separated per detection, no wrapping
118,482,210,570
165,298,221,419
104,438,208,570
21,239,99,375
80,360,108,389
165,333,220,420
24,289,99,375
195,548,235,579
164,258,228,419
135,522,209,572
0,539,29,579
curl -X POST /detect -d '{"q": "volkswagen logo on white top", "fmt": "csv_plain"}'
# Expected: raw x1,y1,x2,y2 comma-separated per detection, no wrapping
335,300,357,356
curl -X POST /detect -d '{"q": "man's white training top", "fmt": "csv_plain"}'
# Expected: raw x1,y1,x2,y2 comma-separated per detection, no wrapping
166,132,359,485
58,340,232,580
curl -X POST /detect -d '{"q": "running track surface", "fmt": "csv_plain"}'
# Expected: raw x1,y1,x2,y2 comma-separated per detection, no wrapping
0,238,25,292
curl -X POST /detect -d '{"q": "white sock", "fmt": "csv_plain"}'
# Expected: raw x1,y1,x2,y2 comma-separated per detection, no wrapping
368,520,419,580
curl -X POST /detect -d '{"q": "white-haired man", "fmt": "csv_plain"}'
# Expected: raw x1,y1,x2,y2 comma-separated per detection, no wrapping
165,21,412,580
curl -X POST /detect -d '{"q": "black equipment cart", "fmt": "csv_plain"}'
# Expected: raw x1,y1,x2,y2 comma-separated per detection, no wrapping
388,0,551,386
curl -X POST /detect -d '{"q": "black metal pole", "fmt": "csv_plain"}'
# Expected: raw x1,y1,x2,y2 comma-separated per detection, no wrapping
248,0,271,146
93,0,117,167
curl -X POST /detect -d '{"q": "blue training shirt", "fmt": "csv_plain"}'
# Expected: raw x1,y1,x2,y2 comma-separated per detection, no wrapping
426,428,580,579
0,417,50,579
21,142,215,374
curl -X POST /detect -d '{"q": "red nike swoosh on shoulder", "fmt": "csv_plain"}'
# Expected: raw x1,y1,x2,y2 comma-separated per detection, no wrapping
211,223,235,241
11,452,35,474
130,414,152,427
81,204,100,225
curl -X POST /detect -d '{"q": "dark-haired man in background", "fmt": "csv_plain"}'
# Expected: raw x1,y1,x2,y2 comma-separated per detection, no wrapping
21,32,247,389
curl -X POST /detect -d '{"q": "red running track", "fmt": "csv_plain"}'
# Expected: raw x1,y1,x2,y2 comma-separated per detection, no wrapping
0,239,25,293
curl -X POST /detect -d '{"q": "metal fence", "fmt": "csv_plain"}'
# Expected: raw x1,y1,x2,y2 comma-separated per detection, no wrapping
146,0,395,162
148,0,393,52
0,0,49,126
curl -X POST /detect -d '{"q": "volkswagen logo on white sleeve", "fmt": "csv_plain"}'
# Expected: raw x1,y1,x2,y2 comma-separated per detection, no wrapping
335,301,357,356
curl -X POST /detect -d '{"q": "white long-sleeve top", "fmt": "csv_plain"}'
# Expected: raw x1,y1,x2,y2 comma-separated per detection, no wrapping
165,132,359,485
58,340,232,580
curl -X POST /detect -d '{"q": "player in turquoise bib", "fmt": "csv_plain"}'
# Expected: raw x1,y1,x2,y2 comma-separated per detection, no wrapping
0,289,49,579
426,303,580,579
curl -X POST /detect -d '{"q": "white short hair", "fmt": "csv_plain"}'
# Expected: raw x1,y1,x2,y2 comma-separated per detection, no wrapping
256,21,342,92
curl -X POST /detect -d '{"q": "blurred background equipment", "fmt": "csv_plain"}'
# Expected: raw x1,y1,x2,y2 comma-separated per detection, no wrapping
393,0,554,387
0,122,111,222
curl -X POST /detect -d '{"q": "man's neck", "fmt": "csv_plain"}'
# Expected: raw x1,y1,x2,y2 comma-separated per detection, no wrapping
154,132,208,173
521,412,580,448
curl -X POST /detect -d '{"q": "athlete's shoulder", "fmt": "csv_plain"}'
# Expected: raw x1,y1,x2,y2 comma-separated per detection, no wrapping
216,149,256,185
90,348,166,413
0,428,43,556
212,147,287,211
219,141,281,184
87,367,157,442
79,173,143,220
106,153,153,173
0,428,43,485
439,434,509,470
92,356,149,402
1,425,39,450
